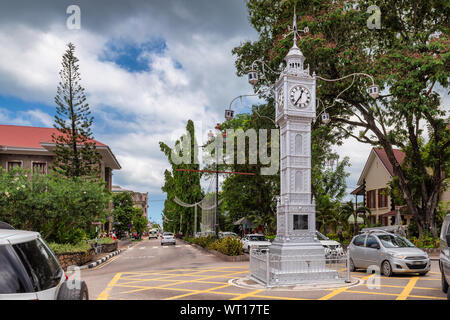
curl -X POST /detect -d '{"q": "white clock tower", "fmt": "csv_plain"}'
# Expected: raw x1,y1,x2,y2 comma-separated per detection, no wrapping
263,32,339,285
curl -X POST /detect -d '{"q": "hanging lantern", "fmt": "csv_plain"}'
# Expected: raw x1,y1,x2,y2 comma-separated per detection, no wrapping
367,84,380,99
248,70,258,85
321,112,331,124
225,109,234,121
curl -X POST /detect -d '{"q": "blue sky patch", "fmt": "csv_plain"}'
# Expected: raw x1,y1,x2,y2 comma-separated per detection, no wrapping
99,38,169,73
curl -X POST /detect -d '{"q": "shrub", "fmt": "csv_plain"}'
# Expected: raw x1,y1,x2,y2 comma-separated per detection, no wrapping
47,241,91,254
188,236,243,256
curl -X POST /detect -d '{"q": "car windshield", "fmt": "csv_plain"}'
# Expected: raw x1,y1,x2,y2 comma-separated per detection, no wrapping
377,234,415,248
316,231,329,241
248,235,266,241
163,233,173,236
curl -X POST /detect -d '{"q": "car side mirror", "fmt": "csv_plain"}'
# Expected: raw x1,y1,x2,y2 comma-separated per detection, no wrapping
370,243,380,249
446,234,450,245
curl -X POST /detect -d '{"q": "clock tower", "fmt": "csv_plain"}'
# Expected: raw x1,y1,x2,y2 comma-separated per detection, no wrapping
262,34,339,285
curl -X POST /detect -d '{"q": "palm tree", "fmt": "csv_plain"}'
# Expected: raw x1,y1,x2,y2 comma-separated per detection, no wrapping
339,201,371,235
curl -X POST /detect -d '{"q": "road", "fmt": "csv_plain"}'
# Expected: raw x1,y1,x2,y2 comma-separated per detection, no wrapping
81,238,447,300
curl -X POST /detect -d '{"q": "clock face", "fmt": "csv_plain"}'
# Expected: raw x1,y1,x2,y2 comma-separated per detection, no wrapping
289,85,311,108
277,89,284,111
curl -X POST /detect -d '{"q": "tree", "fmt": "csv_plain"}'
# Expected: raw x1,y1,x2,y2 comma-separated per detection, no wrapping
112,192,135,237
0,167,111,244
159,120,203,236
132,211,149,237
52,42,101,178
233,0,449,237
219,104,280,234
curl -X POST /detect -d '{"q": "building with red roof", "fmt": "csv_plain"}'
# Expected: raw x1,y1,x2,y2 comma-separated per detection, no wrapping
0,124,121,190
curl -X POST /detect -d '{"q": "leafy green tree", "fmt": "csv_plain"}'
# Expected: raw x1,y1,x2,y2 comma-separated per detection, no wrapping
52,42,101,178
218,104,279,234
0,167,111,244
112,192,135,237
233,0,449,237
159,120,203,236
132,212,149,237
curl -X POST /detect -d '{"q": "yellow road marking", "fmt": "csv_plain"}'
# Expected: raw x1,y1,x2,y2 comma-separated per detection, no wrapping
97,273,123,300
230,289,265,300
114,269,247,297
166,284,232,300
408,295,446,300
396,277,419,300
90,255,121,271
252,294,308,300
319,274,374,300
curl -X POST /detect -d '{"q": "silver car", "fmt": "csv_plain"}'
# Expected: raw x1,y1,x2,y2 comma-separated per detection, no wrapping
160,232,176,246
348,230,430,277
439,214,450,299
0,226,89,300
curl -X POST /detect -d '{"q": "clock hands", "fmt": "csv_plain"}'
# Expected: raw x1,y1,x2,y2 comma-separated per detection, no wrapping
295,91,304,106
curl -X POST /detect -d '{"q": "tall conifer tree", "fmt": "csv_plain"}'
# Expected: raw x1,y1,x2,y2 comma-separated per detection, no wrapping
52,43,101,178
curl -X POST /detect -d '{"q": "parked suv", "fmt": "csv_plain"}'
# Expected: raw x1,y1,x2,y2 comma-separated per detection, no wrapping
439,214,450,300
0,226,89,300
348,230,430,277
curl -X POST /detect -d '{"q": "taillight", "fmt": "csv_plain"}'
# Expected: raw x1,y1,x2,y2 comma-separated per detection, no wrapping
65,273,69,281
161,236,164,239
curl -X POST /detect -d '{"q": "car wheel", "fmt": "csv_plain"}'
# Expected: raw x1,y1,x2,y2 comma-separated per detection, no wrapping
442,270,449,294
247,246,250,253
57,280,89,300
349,258,356,272
382,260,393,277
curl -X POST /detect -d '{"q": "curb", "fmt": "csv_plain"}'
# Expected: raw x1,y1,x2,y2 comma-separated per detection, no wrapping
79,249,123,270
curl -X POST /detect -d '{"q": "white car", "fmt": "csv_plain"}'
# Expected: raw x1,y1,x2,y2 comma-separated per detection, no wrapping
148,230,158,239
0,226,89,300
316,231,345,259
219,232,238,239
241,234,271,253
161,232,176,246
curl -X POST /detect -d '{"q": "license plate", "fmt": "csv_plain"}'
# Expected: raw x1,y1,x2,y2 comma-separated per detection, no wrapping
412,261,424,265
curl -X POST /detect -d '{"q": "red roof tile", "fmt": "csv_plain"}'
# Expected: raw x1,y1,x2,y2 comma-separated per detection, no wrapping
0,124,106,149
373,147,405,176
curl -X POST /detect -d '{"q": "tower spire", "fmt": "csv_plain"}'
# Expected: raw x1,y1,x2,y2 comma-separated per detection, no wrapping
293,5,298,47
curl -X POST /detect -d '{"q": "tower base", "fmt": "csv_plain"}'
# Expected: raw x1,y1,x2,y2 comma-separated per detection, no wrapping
250,238,341,287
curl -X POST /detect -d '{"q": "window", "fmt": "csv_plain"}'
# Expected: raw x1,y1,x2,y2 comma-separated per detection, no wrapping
293,214,308,230
378,188,388,208
365,235,379,249
32,162,47,174
0,245,33,294
7,161,22,171
366,190,376,208
12,239,61,292
353,235,366,247
295,171,303,192
377,234,415,248
295,134,302,154
249,235,266,241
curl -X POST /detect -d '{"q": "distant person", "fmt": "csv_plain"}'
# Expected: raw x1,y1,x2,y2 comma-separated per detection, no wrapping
338,230,344,242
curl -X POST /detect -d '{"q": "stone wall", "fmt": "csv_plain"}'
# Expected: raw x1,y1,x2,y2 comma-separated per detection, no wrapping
55,249,95,271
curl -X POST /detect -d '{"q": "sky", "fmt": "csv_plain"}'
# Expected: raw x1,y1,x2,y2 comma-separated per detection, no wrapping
0,0,374,225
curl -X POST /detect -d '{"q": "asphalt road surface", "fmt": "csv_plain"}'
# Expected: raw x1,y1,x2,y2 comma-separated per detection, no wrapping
81,239,447,300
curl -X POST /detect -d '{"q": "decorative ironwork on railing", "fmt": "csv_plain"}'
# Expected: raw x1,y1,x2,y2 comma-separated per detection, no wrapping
249,247,351,287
